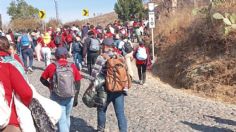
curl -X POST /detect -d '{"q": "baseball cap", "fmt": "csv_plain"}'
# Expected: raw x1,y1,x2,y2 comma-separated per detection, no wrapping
55,47,68,58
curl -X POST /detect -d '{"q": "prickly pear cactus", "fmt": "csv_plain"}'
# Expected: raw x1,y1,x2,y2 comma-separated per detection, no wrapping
213,12,236,35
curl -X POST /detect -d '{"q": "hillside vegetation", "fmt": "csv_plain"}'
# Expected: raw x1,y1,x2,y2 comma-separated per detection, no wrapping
152,1,236,103
65,12,117,27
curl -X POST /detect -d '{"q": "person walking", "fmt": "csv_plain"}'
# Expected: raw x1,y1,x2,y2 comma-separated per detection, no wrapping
0,36,33,132
122,38,134,81
17,30,34,72
72,35,83,70
40,47,81,132
133,41,151,85
41,33,53,66
91,38,128,132
35,34,43,61
83,31,101,75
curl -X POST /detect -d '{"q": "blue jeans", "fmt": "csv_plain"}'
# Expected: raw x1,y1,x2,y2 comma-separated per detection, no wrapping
50,92,74,132
97,92,127,132
21,48,34,68
73,53,83,70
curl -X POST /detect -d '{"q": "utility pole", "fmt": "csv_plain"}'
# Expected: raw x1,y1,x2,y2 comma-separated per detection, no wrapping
0,14,2,29
53,0,59,24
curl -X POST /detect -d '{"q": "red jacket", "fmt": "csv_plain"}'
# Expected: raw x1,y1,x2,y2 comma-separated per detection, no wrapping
41,59,82,82
0,60,32,127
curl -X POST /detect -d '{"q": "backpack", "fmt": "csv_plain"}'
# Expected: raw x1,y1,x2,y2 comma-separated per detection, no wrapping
136,47,147,60
0,82,13,129
72,42,82,53
20,34,30,46
103,54,131,92
52,62,75,98
123,42,133,53
54,35,61,45
89,38,100,52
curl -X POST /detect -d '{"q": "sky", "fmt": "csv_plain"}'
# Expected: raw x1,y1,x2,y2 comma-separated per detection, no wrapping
0,0,117,24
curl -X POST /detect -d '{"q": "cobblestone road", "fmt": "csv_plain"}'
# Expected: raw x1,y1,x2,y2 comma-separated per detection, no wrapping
28,57,236,132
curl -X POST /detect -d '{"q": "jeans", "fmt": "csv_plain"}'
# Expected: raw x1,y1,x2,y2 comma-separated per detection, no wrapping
137,63,147,83
87,53,99,75
73,53,83,70
21,48,34,68
50,92,74,132
97,92,127,132
41,47,51,66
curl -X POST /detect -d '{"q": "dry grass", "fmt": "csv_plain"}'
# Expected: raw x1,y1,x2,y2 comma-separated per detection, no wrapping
155,8,195,44
152,1,236,104
10,18,41,31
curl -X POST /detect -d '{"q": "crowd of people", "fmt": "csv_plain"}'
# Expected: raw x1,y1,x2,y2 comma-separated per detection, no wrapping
0,19,152,132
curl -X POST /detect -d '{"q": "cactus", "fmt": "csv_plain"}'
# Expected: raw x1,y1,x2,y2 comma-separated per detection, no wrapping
213,12,236,35
223,18,232,26
229,13,236,24
213,13,224,19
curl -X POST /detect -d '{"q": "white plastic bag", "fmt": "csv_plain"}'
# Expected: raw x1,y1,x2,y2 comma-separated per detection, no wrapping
14,94,36,132
0,82,13,129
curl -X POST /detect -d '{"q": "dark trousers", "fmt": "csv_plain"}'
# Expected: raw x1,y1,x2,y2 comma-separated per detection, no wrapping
137,64,147,83
87,53,99,75
22,48,34,68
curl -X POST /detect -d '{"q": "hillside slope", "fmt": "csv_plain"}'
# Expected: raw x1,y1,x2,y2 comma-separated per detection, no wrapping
152,1,236,103
65,12,117,26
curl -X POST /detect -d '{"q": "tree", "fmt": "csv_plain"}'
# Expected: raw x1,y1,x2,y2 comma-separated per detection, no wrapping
7,0,40,30
114,0,147,21
7,0,39,20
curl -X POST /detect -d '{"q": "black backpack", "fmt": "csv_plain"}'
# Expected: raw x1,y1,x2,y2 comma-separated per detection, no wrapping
124,42,133,53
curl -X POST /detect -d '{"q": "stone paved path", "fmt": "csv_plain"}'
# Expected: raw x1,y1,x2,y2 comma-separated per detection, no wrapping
28,56,236,132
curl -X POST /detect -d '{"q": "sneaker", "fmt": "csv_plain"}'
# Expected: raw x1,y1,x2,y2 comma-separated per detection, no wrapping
140,80,143,85
28,67,34,72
